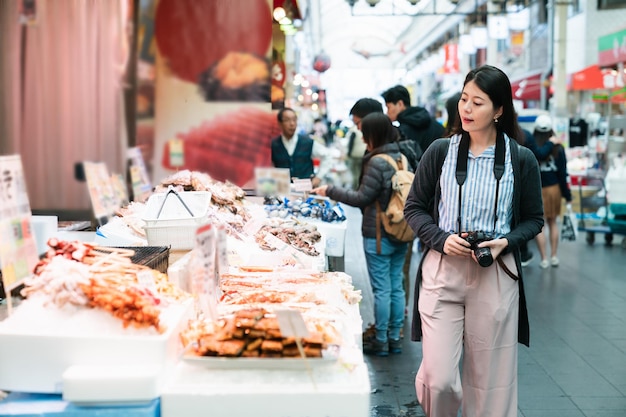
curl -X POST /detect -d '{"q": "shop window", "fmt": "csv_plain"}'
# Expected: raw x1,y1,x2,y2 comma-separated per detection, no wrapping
598,0,626,9
568,0,582,16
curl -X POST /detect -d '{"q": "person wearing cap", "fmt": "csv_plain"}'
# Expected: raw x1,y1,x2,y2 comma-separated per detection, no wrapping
531,114,572,268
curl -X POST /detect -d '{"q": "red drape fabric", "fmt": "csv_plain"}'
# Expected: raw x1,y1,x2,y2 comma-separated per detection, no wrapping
0,0,128,211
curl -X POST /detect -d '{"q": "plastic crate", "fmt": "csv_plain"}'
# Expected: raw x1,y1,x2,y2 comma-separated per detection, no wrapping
607,218,626,234
610,203,626,217
142,191,211,250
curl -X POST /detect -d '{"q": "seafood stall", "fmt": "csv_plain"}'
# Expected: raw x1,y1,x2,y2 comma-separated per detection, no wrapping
0,170,367,417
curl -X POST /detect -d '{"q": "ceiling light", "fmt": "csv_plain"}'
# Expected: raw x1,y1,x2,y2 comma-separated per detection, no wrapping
366,0,381,6
272,7,286,22
407,0,419,4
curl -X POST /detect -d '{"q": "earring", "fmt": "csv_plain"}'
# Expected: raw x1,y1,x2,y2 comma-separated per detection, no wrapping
494,118,499,124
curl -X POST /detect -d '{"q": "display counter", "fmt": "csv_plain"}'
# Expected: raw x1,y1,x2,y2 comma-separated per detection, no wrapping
160,353,370,417
0,175,367,416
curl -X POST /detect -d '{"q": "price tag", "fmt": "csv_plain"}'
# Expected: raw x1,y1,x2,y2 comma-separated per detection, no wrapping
136,269,157,294
169,139,184,167
242,218,265,236
292,178,313,192
215,224,229,276
192,224,218,320
275,309,310,338
262,232,310,268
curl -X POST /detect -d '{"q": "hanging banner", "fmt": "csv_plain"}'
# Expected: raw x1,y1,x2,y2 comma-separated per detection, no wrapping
443,43,459,74
153,0,281,187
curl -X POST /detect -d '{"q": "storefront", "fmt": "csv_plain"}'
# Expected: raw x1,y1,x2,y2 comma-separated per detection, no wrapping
510,71,546,108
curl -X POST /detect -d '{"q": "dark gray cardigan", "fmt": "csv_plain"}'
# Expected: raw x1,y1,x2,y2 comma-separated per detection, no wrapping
404,137,544,347
326,142,404,239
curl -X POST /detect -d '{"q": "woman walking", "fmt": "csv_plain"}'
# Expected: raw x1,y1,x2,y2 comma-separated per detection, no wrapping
404,65,544,417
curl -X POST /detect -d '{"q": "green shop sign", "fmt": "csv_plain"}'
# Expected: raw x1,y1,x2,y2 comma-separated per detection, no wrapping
599,28,626,67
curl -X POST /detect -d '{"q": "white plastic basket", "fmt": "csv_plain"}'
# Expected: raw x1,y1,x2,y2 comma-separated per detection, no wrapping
142,191,211,250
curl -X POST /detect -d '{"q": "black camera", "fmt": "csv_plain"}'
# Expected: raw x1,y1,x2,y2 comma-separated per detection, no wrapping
464,231,493,267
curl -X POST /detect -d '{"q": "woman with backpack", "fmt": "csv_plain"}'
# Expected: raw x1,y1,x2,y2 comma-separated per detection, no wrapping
312,112,409,357
404,65,544,417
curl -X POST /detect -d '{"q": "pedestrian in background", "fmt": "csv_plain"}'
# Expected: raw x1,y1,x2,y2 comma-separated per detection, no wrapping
404,65,544,417
312,112,409,357
531,115,572,268
381,84,444,161
443,92,462,136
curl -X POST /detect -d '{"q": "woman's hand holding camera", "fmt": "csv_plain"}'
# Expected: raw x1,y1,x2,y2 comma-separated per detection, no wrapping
444,233,473,257
444,233,509,266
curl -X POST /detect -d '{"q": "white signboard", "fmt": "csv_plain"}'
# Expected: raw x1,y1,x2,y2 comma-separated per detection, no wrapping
0,155,38,292
254,167,291,197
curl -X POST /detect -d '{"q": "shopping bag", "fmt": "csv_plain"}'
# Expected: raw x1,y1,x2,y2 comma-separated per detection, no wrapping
561,205,577,241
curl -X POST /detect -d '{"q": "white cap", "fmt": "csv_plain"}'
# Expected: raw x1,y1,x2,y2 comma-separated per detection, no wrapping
534,114,553,133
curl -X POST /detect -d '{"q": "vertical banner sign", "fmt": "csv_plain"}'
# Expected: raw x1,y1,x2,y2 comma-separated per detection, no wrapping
83,162,118,223
0,155,38,292
191,224,219,320
127,147,153,202
443,43,459,74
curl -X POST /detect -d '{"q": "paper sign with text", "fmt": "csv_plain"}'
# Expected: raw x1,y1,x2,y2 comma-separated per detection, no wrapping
275,309,311,338
127,147,152,202
292,178,313,192
0,155,38,291
83,161,118,221
255,167,291,197
191,224,219,320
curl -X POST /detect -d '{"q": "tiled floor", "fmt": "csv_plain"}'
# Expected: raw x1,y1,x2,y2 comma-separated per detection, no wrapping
341,205,626,417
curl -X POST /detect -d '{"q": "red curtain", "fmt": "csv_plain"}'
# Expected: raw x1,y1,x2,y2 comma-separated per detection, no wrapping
0,0,128,211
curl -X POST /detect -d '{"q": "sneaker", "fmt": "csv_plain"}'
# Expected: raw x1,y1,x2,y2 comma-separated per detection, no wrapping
539,259,550,269
389,339,402,354
521,252,534,267
551,256,559,267
363,334,389,357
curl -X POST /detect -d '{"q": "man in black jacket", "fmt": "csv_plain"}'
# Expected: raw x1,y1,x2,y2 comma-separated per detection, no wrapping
381,85,444,160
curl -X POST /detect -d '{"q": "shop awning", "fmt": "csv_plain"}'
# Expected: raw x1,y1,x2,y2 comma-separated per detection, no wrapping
570,65,605,90
592,86,626,103
598,28,626,67
510,72,544,101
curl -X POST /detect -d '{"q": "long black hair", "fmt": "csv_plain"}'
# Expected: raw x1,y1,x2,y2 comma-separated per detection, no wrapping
360,112,399,149
451,65,523,143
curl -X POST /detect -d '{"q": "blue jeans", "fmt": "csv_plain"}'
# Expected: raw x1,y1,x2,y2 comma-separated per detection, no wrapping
363,236,408,342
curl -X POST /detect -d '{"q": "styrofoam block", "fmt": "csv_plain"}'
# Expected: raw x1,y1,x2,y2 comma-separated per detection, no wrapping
62,364,161,404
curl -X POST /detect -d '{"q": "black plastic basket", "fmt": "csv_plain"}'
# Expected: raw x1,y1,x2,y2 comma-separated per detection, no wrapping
119,246,170,273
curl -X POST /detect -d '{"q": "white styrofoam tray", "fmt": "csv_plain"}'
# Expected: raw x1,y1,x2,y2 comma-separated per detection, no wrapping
0,297,193,394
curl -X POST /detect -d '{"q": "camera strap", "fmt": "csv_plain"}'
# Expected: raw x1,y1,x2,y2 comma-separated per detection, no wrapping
455,131,505,235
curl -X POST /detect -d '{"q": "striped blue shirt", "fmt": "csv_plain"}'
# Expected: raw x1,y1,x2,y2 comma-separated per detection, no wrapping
438,134,514,238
